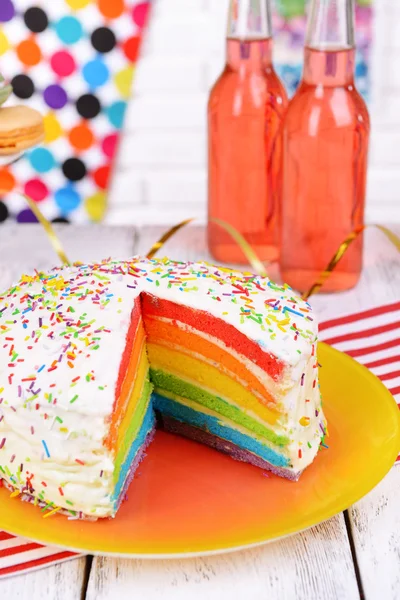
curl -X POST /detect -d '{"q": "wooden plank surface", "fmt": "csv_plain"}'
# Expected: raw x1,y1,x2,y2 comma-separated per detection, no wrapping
86,518,359,600
0,558,88,600
349,468,400,600
0,224,137,277
0,224,399,599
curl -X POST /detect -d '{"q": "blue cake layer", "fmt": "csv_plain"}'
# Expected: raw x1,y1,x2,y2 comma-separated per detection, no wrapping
152,393,289,468
112,400,155,504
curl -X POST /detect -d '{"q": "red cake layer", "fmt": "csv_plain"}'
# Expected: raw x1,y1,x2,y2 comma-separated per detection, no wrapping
105,297,144,452
141,293,284,381
144,315,278,407
115,297,142,401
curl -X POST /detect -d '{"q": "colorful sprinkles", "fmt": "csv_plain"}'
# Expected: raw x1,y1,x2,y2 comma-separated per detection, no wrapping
0,257,321,517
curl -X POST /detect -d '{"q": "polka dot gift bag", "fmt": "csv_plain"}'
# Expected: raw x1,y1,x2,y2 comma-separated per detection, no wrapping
0,0,152,223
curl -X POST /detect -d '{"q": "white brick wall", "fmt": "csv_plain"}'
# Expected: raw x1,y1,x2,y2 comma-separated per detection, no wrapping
107,0,400,225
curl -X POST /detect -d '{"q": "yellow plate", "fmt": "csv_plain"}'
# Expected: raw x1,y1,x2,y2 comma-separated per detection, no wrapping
0,343,399,557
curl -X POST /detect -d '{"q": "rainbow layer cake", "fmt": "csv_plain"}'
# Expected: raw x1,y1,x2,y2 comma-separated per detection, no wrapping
0,258,326,519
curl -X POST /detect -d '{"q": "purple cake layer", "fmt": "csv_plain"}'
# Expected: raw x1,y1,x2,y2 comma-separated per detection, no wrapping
116,426,156,510
158,413,301,481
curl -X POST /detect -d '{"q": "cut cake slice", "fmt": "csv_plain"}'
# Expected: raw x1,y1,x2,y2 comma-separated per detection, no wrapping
0,258,326,518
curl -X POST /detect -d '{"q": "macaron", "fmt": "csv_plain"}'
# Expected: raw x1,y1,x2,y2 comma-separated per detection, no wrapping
0,105,44,155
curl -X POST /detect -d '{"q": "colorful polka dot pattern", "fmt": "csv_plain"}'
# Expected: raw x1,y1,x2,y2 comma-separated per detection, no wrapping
0,0,151,223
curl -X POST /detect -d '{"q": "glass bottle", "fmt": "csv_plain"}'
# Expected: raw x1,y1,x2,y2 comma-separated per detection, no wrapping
280,0,370,292
207,0,288,264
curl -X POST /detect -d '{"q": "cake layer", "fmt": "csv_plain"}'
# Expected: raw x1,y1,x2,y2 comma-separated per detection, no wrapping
115,298,142,405
113,400,155,505
113,375,153,482
141,293,285,381
147,343,281,425
144,315,280,407
153,386,291,461
159,415,300,481
152,393,290,469
106,320,148,453
151,369,288,446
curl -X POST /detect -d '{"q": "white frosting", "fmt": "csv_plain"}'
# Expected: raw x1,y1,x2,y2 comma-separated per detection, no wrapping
0,257,323,516
156,316,295,400
285,352,324,471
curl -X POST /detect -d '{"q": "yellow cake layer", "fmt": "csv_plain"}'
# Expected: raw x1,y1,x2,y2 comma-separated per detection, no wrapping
105,318,148,451
115,347,151,453
147,343,280,425
144,315,280,410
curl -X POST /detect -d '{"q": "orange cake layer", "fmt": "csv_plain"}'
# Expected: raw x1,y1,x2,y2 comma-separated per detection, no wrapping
141,293,285,381
144,314,279,409
147,343,280,425
106,299,147,452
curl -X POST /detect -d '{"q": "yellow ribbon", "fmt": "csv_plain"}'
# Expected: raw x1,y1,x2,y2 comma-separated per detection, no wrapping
209,218,268,277
147,217,268,277
12,192,400,300
146,218,195,259
302,225,400,300
147,220,400,299
22,193,71,266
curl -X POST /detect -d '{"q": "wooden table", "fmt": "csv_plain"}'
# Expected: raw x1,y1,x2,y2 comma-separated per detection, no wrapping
0,224,399,600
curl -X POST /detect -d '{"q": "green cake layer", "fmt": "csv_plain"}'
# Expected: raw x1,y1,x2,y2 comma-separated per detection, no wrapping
150,368,288,447
114,376,153,483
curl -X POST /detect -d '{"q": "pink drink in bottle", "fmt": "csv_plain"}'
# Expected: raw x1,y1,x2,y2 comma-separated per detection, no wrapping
280,0,370,292
208,0,288,264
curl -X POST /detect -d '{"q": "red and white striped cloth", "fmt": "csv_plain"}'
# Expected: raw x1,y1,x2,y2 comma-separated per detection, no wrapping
0,532,78,578
0,302,399,579
319,301,400,409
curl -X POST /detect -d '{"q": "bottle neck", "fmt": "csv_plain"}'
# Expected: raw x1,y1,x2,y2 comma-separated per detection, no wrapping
303,46,355,86
306,0,355,50
303,0,355,86
226,0,273,70
226,38,273,70
227,0,272,41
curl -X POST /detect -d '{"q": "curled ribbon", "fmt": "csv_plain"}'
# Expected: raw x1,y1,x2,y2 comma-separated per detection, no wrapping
9,192,400,300
302,225,400,299
146,218,195,260
22,194,71,266
147,220,400,300
209,218,268,277
146,217,268,277
0,150,70,265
